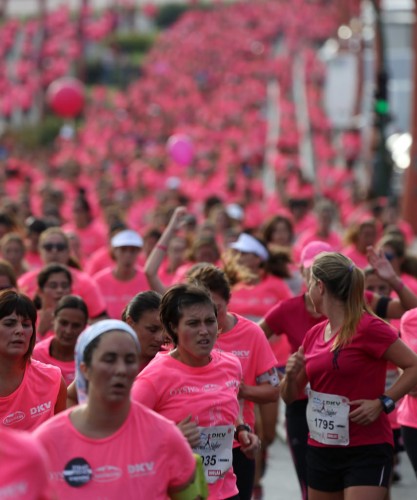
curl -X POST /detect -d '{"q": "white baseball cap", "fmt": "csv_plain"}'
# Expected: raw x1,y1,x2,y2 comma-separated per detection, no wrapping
229,233,269,261
111,230,143,248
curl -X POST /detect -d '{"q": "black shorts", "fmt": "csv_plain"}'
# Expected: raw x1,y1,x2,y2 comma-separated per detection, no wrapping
307,443,394,492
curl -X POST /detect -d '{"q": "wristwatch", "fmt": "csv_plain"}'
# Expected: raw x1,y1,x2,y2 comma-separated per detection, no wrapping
378,395,395,414
234,424,252,440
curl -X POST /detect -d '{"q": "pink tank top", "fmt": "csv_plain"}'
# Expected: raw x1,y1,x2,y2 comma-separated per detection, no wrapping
33,337,75,386
1,359,61,431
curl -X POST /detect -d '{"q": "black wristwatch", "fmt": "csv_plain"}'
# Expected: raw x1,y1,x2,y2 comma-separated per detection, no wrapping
234,424,252,440
379,395,395,414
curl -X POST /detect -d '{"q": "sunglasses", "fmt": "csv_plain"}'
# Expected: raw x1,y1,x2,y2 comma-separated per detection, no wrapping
42,243,68,252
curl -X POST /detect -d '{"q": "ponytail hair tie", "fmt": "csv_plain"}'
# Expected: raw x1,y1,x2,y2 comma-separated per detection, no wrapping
348,264,354,272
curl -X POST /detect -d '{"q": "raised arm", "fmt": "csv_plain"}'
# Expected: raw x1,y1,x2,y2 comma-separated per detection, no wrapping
367,245,417,318
145,206,188,294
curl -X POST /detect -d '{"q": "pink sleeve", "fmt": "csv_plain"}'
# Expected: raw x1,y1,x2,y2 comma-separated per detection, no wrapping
75,276,106,318
131,377,159,409
165,423,196,489
252,329,279,377
360,317,398,358
263,302,284,334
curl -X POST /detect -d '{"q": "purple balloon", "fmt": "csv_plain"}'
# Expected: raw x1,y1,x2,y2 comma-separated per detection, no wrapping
167,134,194,167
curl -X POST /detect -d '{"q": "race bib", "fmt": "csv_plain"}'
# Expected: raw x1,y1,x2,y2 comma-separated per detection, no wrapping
306,389,350,446
193,425,234,484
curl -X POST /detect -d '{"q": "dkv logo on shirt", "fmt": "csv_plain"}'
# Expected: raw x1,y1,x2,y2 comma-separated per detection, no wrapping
128,462,155,477
30,401,51,418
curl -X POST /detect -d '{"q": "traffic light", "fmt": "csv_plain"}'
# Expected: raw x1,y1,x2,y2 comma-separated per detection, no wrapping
374,70,389,116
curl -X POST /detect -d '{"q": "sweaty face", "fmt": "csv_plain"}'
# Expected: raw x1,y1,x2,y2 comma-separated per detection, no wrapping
83,331,139,403
237,251,262,273
365,273,391,297
2,241,24,266
0,312,33,359
357,224,377,249
41,272,71,307
54,308,87,350
113,246,140,268
308,277,322,314
129,309,164,361
40,235,70,265
175,302,218,366
271,221,292,246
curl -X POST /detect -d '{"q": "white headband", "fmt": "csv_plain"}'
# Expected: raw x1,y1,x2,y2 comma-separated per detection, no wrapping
75,319,141,404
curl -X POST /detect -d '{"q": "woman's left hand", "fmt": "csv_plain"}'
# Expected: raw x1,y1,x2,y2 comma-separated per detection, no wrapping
238,382,248,399
348,399,382,425
238,431,261,459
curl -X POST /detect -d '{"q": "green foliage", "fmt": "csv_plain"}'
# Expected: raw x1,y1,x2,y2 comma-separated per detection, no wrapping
106,32,157,54
10,114,64,149
154,3,189,28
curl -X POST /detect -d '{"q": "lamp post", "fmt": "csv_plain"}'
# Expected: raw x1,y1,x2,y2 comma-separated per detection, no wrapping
77,0,89,80
369,0,393,198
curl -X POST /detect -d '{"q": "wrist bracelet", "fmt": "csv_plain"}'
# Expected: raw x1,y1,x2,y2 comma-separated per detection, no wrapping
396,280,405,292
156,244,167,252
234,424,252,440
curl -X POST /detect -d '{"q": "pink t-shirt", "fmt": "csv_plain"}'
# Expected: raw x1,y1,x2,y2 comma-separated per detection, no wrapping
62,220,107,264
400,273,417,296
1,359,61,431
34,402,195,499
93,267,149,319
33,337,75,386
342,245,369,269
132,350,242,499
18,268,106,319
263,291,376,370
229,274,293,321
303,314,398,447
157,259,182,287
293,213,317,239
0,428,51,499
25,250,43,271
264,294,326,354
214,314,277,431
84,246,114,277
397,317,417,429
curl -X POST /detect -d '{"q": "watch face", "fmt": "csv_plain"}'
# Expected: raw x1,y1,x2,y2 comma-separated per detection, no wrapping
381,396,395,414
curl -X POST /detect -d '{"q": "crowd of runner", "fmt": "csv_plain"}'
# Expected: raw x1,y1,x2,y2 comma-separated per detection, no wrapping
1,1,417,499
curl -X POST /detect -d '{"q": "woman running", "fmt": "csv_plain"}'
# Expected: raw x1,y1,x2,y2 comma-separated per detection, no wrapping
0,290,66,431
280,252,417,499
186,263,279,500
35,263,73,342
34,319,201,499
33,295,88,385
122,290,165,372
132,284,260,499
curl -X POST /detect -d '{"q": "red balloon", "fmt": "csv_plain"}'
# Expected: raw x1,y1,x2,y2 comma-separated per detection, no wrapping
47,77,85,118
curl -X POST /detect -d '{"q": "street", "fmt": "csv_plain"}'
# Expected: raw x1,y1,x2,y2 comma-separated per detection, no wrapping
263,419,417,499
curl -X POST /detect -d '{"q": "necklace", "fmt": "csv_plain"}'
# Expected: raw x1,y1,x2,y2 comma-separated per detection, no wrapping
324,323,341,341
